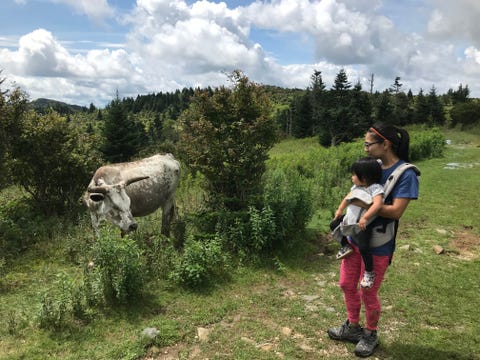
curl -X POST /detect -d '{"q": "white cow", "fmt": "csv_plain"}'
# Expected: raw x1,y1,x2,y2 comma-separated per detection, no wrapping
83,154,180,237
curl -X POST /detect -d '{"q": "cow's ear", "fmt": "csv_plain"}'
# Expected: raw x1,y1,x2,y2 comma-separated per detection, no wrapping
90,193,105,202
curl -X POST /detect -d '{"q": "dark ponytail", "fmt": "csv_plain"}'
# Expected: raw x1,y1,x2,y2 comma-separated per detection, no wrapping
368,123,410,162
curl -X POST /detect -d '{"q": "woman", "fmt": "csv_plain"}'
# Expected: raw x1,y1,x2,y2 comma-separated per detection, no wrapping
327,123,420,357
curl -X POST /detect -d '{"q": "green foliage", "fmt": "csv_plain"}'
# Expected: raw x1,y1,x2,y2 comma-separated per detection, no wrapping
87,230,145,304
248,205,277,252
262,168,313,244
38,272,81,331
449,100,480,129
170,234,230,288
315,70,370,146
0,257,5,279
178,70,277,211
7,110,101,215
410,127,446,161
141,234,179,280
0,84,29,190
268,139,363,213
0,192,71,257
101,97,147,163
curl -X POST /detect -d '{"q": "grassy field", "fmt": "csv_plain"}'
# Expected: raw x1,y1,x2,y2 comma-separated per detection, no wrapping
1,129,479,359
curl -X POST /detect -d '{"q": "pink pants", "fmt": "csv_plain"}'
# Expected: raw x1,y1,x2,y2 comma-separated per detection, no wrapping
339,243,391,331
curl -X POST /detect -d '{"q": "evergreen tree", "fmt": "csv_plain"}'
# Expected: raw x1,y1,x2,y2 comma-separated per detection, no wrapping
100,96,146,163
392,92,412,125
310,70,326,137
291,90,313,138
390,77,402,94
413,89,429,124
375,91,394,123
347,81,372,138
448,84,470,104
319,69,352,146
427,86,445,126
332,68,351,92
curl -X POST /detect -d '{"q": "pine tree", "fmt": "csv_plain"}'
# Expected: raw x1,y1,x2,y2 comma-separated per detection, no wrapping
310,70,326,137
390,77,402,94
100,96,146,163
427,86,445,126
375,90,394,123
291,90,313,138
318,69,353,146
348,81,372,138
413,89,429,124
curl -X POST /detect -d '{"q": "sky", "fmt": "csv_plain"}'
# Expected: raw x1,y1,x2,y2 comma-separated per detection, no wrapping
1,0,480,107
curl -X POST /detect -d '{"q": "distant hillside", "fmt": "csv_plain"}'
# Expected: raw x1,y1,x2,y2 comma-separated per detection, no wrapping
30,98,88,115
28,86,303,117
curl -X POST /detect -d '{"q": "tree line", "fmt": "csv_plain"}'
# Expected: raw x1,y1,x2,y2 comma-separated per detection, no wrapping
93,69,478,151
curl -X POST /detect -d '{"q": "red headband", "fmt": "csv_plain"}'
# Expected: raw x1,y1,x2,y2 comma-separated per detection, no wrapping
369,127,389,142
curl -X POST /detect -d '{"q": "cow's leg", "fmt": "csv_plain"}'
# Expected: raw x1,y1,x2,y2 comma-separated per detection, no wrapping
161,198,176,236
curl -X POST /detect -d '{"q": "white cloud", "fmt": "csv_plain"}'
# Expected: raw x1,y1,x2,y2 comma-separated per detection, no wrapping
427,0,480,47
124,0,275,90
0,28,143,105
51,0,115,23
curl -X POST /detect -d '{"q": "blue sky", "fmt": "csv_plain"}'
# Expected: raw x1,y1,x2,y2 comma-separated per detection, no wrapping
1,0,480,106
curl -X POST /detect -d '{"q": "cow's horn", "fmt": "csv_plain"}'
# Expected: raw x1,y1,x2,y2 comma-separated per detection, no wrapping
125,176,150,186
88,186,108,194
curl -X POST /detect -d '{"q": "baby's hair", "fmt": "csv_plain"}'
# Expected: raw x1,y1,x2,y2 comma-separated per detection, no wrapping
351,157,382,185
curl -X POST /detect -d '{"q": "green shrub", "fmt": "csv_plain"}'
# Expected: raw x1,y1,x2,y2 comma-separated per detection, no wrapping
248,205,276,252
0,193,67,257
170,234,230,288
178,71,277,211
87,230,145,304
141,234,178,280
8,110,101,215
410,127,446,161
262,167,314,244
38,273,77,331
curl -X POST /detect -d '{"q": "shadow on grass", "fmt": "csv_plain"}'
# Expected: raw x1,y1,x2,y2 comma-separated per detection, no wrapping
380,342,475,360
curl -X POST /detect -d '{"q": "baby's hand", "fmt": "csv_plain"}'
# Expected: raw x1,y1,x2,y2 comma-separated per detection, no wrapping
358,217,367,230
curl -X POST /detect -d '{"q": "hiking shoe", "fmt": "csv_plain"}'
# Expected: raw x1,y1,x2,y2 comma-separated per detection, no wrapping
327,320,363,343
336,245,353,260
354,329,379,357
360,271,375,288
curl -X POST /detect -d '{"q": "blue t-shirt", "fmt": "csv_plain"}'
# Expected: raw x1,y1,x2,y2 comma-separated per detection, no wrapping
350,160,419,256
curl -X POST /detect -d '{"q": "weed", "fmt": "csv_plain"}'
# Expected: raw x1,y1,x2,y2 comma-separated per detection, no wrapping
87,229,145,304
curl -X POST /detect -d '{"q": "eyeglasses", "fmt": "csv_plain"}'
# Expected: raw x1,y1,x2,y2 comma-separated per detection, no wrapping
364,141,382,148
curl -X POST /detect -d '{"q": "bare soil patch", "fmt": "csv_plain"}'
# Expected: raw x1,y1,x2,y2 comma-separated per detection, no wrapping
448,227,479,260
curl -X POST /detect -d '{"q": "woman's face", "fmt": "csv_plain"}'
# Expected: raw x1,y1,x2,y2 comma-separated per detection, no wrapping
364,132,384,158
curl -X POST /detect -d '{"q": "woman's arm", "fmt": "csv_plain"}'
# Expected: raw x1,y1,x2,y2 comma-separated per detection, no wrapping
351,197,411,221
377,197,411,220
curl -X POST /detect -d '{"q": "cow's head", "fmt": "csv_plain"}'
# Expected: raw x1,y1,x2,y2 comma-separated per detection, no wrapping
87,176,149,234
